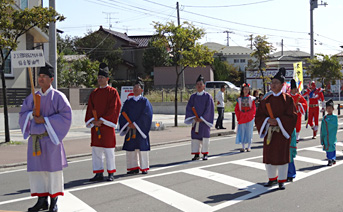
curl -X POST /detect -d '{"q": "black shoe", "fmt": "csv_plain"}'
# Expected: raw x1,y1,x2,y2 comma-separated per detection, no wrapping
202,154,208,160
328,160,333,166
141,170,148,174
219,127,226,129
333,160,336,165
48,197,58,212
89,173,104,181
107,173,114,181
192,154,200,161
278,182,285,190
264,180,277,187
287,177,293,182
127,169,139,174
28,196,49,211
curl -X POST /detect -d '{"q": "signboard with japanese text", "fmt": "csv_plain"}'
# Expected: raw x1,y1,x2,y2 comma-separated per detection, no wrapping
120,86,134,104
11,50,45,68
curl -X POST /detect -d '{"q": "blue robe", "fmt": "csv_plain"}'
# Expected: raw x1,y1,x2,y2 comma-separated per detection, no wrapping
19,87,72,172
320,114,337,152
119,96,153,151
184,92,214,140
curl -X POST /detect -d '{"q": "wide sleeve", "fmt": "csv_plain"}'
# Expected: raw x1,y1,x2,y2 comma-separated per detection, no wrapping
276,96,297,139
44,93,72,145
320,118,326,146
234,101,241,122
119,100,130,136
254,100,270,138
133,99,153,139
184,95,196,125
85,91,95,128
100,89,122,127
298,95,308,115
19,94,34,139
200,94,215,127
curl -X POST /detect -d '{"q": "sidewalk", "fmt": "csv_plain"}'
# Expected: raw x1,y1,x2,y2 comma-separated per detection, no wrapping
0,113,234,168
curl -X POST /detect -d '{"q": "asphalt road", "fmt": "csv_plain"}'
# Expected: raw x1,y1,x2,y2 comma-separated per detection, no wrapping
1,119,343,212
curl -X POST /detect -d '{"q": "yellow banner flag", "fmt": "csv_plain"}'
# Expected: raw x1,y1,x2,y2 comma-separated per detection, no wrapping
293,62,303,92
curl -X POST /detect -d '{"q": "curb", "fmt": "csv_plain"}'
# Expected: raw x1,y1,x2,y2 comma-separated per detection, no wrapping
0,129,236,169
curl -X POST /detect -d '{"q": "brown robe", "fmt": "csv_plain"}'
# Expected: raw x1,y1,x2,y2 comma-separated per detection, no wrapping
255,93,297,165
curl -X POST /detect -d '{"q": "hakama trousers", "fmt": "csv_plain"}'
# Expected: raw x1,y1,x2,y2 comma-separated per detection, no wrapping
326,151,336,160
126,149,149,171
92,147,116,173
191,138,210,155
29,171,64,197
287,162,296,178
265,164,288,183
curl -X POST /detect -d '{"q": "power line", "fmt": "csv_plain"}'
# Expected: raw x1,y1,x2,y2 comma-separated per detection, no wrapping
183,0,276,8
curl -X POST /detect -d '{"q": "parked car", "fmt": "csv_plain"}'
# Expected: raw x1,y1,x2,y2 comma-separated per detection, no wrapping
205,81,240,92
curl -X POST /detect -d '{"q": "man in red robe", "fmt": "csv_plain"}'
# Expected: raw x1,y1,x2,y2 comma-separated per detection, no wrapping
303,81,324,138
289,79,307,142
85,63,121,181
255,68,297,190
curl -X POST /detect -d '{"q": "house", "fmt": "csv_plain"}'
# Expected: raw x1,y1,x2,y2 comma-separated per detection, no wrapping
154,66,214,88
2,0,49,89
203,42,253,71
80,26,153,81
246,50,312,91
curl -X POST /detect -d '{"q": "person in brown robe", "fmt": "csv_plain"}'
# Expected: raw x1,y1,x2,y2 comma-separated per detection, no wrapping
255,67,297,190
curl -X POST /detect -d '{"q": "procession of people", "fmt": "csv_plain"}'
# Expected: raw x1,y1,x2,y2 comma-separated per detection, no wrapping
19,63,336,211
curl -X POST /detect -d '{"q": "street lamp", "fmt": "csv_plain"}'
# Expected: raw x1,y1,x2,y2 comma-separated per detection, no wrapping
310,0,327,59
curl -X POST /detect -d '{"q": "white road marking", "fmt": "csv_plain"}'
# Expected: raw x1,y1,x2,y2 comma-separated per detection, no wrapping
59,191,97,212
183,168,264,192
121,178,214,212
294,156,327,165
230,160,266,170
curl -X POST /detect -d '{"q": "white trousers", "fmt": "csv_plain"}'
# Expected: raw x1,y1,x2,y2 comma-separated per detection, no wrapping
191,138,210,155
265,164,288,182
126,150,149,171
92,147,116,173
29,171,64,197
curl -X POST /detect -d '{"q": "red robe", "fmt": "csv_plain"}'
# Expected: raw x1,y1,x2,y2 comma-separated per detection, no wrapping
255,93,297,165
85,86,121,148
290,93,308,133
303,88,324,127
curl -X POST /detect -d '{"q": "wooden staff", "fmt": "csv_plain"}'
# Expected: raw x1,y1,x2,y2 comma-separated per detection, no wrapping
35,94,41,117
122,111,136,140
265,103,279,145
192,107,200,134
92,110,101,139
28,67,37,115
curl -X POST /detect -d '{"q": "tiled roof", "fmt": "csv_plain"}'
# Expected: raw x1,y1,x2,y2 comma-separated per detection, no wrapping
271,50,310,58
99,26,138,46
203,42,253,55
129,35,153,47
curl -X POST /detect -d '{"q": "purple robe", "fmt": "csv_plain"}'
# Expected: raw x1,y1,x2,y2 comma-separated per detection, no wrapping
19,87,72,172
185,92,214,140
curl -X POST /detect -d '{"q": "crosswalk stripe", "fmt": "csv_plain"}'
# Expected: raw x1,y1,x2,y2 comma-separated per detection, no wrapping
59,191,97,212
294,156,327,165
183,168,264,192
335,142,343,147
304,146,343,155
121,179,214,212
230,160,266,170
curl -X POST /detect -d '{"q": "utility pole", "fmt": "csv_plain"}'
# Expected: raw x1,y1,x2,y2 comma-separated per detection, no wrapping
49,0,57,88
223,30,233,46
103,12,117,30
245,34,253,50
176,2,184,91
310,0,327,59
281,39,284,56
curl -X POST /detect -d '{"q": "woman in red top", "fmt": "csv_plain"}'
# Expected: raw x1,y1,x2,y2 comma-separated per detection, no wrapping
235,83,257,152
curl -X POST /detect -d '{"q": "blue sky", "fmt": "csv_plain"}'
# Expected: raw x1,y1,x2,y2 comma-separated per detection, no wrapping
43,0,342,56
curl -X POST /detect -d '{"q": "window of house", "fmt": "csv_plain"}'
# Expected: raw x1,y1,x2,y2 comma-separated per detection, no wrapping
2,50,12,76
234,59,239,63
20,0,28,10
240,59,246,63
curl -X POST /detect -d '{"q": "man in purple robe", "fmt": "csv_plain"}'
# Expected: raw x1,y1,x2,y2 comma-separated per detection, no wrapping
19,63,72,212
184,75,215,161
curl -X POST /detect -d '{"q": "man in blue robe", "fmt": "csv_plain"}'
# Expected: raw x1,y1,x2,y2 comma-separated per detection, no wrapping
119,78,153,174
19,63,72,212
184,75,215,161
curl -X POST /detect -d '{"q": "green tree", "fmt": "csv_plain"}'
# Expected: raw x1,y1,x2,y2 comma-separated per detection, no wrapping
213,57,241,85
250,35,275,93
306,54,342,89
75,30,122,79
57,34,79,55
58,54,99,88
152,21,214,126
142,38,171,78
0,0,64,142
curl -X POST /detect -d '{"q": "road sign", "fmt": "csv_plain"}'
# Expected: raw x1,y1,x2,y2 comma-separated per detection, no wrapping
11,50,45,68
